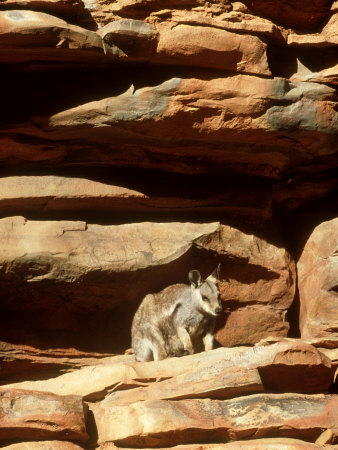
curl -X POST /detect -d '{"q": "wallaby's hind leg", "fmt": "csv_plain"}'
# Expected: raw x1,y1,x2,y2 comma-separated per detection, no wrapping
133,329,167,362
149,327,168,361
177,326,194,355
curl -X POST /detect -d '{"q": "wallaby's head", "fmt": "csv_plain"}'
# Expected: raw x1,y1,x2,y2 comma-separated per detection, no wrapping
188,265,222,317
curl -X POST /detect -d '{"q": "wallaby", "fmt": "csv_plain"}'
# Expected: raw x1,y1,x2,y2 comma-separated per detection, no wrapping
131,265,222,361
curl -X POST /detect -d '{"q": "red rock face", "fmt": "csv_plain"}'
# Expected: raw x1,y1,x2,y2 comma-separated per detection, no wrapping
298,218,338,341
0,0,337,447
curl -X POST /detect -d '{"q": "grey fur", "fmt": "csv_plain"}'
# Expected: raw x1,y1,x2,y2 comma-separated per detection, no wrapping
131,265,222,361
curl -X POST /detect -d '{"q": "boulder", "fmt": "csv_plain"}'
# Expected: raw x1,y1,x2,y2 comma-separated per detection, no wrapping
93,393,338,447
298,218,338,342
155,22,271,75
100,19,158,58
194,225,296,346
0,388,88,443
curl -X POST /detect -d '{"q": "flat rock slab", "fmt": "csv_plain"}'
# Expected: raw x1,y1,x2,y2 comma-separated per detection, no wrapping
0,388,88,443
5,341,332,401
0,340,116,384
2,442,84,449
102,367,264,406
102,437,338,449
0,175,272,221
94,393,338,447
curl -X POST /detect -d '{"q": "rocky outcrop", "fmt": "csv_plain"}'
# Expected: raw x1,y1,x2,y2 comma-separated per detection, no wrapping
0,0,337,447
2,341,336,447
298,218,338,342
0,216,295,350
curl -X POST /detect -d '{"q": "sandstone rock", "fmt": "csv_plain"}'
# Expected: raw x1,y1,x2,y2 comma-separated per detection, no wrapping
153,9,286,43
0,388,88,443
0,10,121,63
1,75,336,181
5,341,332,400
2,442,84,449
94,393,338,447
0,216,218,309
288,32,338,47
102,367,264,406
155,22,271,75
3,347,248,400
101,438,338,449
298,218,338,342
0,0,85,19
215,306,290,346
194,225,296,345
0,340,116,384
0,175,272,222
0,217,296,349
100,19,158,59
242,0,332,31
315,428,337,446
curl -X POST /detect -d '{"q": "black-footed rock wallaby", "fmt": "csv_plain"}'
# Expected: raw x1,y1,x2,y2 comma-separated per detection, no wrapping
131,265,222,361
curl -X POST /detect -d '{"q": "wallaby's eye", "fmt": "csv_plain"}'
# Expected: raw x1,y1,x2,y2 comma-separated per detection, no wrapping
202,296,210,302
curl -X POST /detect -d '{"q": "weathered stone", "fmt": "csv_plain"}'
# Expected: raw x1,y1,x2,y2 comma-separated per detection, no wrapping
0,175,272,222
315,428,337,446
103,367,264,406
100,438,338,449
298,218,338,342
152,9,287,43
100,19,158,58
0,216,218,309
0,10,121,63
0,217,296,349
5,341,332,400
155,22,271,75
0,388,88,443
242,0,332,31
0,340,116,384
288,32,338,47
194,225,296,345
2,442,84,449
0,0,85,19
94,393,338,447
3,347,248,400
7,76,333,180
215,306,290,346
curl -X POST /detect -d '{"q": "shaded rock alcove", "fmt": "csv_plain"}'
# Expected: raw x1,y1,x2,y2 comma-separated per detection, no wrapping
0,0,337,448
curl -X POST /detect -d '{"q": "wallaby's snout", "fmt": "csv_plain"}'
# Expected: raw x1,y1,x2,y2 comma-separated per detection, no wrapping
215,305,222,316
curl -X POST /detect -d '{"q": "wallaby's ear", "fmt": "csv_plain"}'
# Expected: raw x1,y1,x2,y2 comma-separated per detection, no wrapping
189,270,202,288
206,263,220,284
